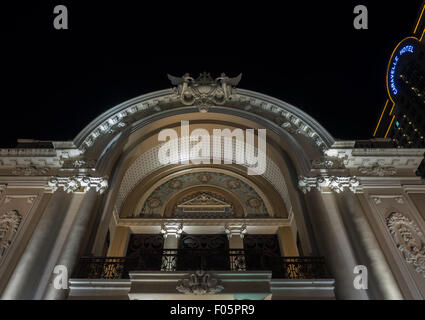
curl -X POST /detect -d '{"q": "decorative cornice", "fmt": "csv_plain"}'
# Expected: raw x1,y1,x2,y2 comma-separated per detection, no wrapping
0,147,97,175
47,175,108,194
11,166,51,176
231,93,329,152
298,175,360,194
118,218,290,227
325,148,424,172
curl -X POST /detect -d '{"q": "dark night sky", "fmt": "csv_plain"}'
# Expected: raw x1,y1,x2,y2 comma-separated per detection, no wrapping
0,1,424,147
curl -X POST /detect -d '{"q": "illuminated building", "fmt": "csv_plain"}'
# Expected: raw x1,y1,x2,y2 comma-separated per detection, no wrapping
373,1,425,177
0,72,425,300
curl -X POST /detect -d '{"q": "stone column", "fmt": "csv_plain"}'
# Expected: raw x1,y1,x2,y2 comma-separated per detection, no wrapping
161,222,183,249
277,226,299,257
225,224,247,271
160,222,183,271
107,226,131,257
298,175,403,299
1,191,74,300
336,190,403,300
163,235,179,250
43,190,99,300
225,223,247,249
303,189,369,299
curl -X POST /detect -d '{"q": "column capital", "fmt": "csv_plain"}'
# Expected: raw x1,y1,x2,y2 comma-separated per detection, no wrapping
298,175,360,194
47,175,108,194
224,223,247,239
160,222,183,238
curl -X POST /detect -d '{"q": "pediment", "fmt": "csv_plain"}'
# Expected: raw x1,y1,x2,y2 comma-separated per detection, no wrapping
178,193,230,208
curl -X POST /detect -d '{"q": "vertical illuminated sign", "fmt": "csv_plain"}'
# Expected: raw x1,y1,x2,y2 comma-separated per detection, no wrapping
386,38,417,103
389,45,414,96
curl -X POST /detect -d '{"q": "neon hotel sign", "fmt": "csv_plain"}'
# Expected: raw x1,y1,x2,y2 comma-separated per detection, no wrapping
389,44,414,96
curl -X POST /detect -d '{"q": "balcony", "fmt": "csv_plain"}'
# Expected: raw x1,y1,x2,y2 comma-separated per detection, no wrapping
72,249,330,280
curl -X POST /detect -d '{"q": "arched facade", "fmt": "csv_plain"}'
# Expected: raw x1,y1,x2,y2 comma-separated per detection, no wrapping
1,73,425,300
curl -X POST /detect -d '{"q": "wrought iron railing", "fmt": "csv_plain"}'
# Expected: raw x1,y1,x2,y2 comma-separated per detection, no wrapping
72,250,330,280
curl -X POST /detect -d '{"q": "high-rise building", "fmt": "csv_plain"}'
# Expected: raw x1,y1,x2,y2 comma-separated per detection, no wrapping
373,1,425,176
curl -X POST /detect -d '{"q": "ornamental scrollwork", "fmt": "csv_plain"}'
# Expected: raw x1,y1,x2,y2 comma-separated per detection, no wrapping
0,210,22,259
176,271,224,295
386,212,425,277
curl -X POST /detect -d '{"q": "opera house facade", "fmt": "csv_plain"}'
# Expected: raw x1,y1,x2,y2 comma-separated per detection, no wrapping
0,73,425,300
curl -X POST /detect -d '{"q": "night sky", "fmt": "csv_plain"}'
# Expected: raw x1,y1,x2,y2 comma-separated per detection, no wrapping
0,1,424,147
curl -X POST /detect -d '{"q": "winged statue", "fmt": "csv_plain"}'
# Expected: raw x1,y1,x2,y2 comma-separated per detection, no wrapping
167,73,194,86
216,73,242,86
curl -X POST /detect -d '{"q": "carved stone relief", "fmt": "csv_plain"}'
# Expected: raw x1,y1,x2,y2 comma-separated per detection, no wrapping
167,72,241,110
358,164,397,177
176,270,224,295
386,212,425,277
137,171,268,218
311,156,346,169
0,210,22,259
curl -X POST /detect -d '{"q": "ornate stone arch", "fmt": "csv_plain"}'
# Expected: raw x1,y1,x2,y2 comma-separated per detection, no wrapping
73,76,334,260
74,86,335,175
115,137,293,218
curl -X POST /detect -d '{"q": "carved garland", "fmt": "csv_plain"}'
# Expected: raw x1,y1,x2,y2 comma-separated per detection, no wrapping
386,212,425,277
